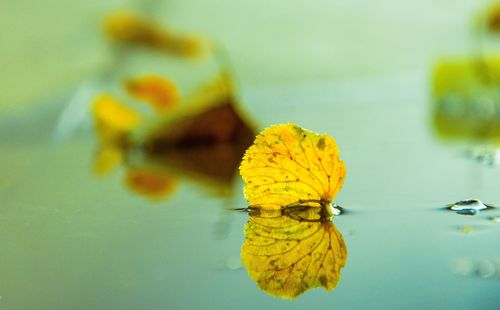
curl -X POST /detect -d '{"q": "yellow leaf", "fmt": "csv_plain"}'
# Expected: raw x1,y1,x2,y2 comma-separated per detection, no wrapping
92,94,142,133
241,207,347,299
125,75,180,114
134,73,254,146
486,3,500,33
239,124,346,211
104,10,163,47
104,10,207,58
92,146,123,176
124,168,178,201
432,56,500,141
239,124,347,298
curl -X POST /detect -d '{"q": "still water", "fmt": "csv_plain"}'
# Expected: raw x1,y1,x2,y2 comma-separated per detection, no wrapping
1,72,500,309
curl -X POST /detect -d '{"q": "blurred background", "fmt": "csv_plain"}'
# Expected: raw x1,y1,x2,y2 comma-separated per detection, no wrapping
0,0,491,114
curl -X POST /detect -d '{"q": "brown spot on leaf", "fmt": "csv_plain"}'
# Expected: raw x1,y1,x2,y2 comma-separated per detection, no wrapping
319,275,327,286
317,137,325,150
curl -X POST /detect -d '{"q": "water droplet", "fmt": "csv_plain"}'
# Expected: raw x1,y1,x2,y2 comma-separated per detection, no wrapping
446,199,494,216
453,258,474,276
456,209,480,216
226,255,242,270
466,145,500,166
477,260,496,279
329,203,342,216
493,258,500,277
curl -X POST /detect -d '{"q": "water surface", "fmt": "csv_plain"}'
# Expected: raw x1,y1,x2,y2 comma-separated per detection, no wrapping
1,73,500,309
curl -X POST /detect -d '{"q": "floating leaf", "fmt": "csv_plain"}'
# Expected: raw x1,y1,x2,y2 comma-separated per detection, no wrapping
239,124,347,298
125,75,180,114
241,208,347,299
239,124,346,211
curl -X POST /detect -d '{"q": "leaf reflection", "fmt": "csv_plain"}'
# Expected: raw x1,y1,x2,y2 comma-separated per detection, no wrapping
241,205,347,299
124,168,179,201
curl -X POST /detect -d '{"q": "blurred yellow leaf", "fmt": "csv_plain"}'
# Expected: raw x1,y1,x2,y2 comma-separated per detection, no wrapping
486,3,500,33
104,10,164,47
239,124,346,211
124,168,178,201
432,57,500,141
136,73,254,146
92,146,123,176
104,10,206,58
241,207,347,299
125,75,179,114
92,94,142,143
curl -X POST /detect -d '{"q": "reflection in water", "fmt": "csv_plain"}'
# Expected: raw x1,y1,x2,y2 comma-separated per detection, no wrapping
460,225,475,234
431,56,500,166
124,168,179,201
93,145,124,176
238,124,348,299
91,73,255,200
241,206,347,299
465,145,500,166
453,256,500,279
444,199,495,216
490,216,500,223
